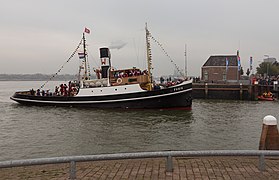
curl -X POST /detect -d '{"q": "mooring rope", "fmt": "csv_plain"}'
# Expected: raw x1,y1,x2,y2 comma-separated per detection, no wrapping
40,38,83,89
150,35,184,77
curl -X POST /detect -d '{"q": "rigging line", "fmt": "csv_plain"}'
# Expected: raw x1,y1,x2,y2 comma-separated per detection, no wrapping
87,55,91,77
150,35,184,77
133,38,140,68
88,50,100,68
40,38,83,89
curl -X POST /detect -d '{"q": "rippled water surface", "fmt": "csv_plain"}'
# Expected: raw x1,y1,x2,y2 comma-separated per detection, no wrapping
1,81,279,161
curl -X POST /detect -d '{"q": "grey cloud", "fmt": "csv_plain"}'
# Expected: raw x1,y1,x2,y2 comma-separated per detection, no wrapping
109,40,127,50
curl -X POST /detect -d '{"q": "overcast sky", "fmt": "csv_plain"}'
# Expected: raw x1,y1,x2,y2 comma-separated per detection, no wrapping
1,0,278,77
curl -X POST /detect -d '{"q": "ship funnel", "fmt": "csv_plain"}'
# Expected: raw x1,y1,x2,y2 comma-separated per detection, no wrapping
99,47,111,78
100,47,111,59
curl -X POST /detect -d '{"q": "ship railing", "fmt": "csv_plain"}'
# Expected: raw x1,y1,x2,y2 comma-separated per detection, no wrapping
0,150,279,179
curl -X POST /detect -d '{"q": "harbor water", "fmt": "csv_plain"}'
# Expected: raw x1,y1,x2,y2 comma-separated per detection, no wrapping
1,81,279,161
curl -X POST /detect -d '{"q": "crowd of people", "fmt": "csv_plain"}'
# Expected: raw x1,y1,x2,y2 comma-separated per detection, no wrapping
93,68,148,79
253,75,279,85
113,69,148,79
158,76,184,88
30,81,79,97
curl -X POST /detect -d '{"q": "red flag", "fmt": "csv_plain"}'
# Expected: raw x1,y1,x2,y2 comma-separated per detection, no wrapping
84,27,90,34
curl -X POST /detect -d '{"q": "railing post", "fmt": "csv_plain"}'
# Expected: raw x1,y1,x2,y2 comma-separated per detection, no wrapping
166,155,173,172
239,83,243,100
205,83,208,98
69,161,76,180
259,154,265,172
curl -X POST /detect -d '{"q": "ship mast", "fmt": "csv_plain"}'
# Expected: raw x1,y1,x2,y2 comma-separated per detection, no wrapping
145,23,153,91
83,33,88,80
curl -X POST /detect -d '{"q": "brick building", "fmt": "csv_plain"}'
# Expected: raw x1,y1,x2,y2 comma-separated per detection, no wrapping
201,55,240,83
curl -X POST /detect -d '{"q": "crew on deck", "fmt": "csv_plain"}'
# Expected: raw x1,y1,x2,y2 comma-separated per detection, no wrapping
32,81,78,97
113,69,147,78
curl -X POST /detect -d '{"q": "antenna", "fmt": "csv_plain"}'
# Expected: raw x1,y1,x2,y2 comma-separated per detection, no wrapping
238,40,241,51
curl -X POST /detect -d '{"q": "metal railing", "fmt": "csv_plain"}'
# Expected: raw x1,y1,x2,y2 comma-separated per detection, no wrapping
1,150,279,179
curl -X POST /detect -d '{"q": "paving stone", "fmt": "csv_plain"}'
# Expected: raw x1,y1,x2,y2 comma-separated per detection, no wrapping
1,156,279,179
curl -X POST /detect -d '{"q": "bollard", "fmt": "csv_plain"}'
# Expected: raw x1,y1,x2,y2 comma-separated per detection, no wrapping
259,115,279,150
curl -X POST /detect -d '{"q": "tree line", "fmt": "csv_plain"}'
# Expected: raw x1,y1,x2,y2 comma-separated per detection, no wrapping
243,61,279,77
0,74,77,81
256,61,279,76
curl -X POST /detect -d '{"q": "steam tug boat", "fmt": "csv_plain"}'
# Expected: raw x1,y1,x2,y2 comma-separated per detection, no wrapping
10,25,192,109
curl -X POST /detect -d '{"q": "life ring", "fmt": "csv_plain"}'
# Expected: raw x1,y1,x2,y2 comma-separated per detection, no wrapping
116,78,122,84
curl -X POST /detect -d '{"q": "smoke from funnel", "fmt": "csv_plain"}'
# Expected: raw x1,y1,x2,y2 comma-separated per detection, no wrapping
109,40,127,50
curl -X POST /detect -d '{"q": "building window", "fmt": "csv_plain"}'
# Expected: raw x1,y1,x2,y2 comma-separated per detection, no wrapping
204,71,208,81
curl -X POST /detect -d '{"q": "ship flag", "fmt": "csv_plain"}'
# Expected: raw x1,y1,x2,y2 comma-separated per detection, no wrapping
78,52,85,59
238,57,241,71
226,57,229,72
84,27,90,34
237,50,241,71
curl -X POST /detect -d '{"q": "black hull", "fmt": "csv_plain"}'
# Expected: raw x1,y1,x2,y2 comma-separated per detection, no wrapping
11,83,192,109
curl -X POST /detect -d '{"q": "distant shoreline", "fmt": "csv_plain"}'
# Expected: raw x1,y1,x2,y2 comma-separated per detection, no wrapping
0,74,77,81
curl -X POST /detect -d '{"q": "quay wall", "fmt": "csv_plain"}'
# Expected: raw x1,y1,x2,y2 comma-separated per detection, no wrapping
192,83,279,100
